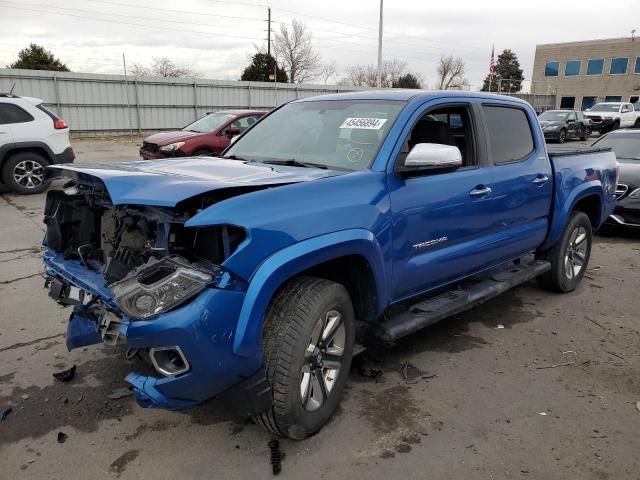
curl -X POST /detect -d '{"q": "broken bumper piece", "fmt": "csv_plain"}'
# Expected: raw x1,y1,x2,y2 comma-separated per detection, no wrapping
44,250,266,412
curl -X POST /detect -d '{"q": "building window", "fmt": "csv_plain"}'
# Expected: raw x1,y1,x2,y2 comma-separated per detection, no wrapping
609,57,628,74
564,60,581,76
560,97,576,109
587,59,604,75
634,57,640,74
544,61,560,77
630,96,639,104
605,96,622,102
581,97,598,111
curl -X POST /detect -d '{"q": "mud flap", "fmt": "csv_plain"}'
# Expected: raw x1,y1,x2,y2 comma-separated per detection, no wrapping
66,309,102,351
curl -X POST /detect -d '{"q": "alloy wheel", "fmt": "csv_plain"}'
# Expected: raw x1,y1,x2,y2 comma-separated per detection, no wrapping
564,226,588,280
300,309,346,412
13,160,45,189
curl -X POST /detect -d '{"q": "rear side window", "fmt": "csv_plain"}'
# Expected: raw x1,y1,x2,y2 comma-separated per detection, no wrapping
0,103,34,124
482,106,534,164
37,104,61,121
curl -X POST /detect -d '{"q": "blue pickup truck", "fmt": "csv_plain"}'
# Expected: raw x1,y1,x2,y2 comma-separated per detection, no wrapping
42,91,617,439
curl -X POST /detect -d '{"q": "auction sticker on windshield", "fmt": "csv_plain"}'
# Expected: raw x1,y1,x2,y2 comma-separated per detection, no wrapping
340,118,388,129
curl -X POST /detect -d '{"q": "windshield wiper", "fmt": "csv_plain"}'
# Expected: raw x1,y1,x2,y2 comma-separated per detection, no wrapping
223,154,252,161
261,159,328,169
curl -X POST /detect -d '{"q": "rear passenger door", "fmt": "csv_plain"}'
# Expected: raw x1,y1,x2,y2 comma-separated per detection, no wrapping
482,104,552,263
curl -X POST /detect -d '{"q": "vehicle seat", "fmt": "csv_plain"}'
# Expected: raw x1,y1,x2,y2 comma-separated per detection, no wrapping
409,119,455,150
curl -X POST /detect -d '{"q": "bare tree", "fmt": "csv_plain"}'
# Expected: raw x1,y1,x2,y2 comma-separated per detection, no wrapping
437,55,467,90
129,57,200,78
318,60,337,85
340,59,417,88
274,20,321,83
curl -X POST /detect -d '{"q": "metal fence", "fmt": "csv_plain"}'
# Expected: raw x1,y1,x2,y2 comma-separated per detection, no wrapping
0,69,368,135
0,69,556,135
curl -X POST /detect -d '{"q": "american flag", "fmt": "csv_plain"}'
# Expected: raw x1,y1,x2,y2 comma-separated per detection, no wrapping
489,45,495,82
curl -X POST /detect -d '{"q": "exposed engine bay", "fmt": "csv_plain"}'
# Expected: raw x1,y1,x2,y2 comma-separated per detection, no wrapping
43,182,246,285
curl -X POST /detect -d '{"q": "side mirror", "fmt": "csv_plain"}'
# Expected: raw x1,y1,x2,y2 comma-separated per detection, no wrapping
400,143,462,173
585,108,591,112
621,108,630,113
226,127,241,138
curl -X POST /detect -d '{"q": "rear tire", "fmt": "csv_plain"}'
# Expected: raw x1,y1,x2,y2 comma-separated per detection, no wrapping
2,152,51,195
537,211,592,293
253,277,355,439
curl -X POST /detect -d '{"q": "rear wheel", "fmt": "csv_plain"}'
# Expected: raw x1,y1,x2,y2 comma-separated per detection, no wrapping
2,152,51,195
537,211,592,292
633,118,640,129
580,126,590,141
253,277,355,439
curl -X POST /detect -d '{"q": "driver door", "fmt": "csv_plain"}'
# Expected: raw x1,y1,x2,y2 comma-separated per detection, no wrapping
387,100,500,301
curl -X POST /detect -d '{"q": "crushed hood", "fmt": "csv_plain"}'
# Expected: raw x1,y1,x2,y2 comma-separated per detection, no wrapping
143,130,203,145
46,158,341,206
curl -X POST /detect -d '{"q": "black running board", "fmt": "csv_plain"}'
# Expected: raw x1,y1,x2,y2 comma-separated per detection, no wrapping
375,260,551,342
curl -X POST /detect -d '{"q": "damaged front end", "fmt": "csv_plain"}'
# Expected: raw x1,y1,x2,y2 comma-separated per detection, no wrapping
42,180,266,412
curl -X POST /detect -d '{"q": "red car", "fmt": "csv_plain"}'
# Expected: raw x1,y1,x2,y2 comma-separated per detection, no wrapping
140,109,265,159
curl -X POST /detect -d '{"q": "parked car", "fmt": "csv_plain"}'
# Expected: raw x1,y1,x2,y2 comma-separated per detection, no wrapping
43,91,617,439
0,93,74,194
538,109,591,143
583,102,640,133
591,129,640,228
139,110,265,159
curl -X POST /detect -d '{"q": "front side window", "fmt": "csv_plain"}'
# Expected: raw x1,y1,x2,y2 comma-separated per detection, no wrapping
230,115,262,133
564,60,581,76
610,57,628,74
224,100,405,171
587,59,604,75
545,61,560,77
483,105,534,164
183,113,234,133
0,103,34,124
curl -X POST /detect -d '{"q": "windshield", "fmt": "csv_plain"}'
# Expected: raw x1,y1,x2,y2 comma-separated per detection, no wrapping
593,134,640,160
224,99,406,171
183,113,233,133
539,111,569,121
589,104,620,112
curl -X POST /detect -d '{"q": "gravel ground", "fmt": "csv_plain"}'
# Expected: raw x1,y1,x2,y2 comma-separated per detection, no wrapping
0,137,639,480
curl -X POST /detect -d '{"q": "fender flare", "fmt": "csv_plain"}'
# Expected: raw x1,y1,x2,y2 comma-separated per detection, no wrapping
232,228,387,357
542,181,603,250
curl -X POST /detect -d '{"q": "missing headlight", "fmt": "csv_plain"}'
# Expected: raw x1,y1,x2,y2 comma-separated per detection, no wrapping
111,256,213,320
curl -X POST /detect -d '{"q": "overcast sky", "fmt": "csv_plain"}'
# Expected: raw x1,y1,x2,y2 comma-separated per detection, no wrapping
0,0,636,90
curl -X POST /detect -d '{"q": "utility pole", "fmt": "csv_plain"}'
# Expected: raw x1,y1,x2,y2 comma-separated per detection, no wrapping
377,0,383,88
267,7,272,56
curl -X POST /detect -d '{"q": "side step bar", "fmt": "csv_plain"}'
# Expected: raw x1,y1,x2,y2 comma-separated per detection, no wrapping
375,260,551,342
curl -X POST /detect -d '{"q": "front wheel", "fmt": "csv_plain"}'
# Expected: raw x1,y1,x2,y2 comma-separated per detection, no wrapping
253,277,355,439
558,129,566,143
537,211,592,292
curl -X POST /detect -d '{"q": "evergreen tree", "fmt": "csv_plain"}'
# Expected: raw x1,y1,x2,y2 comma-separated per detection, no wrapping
241,53,288,82
481,49,523,93
8,44,69,71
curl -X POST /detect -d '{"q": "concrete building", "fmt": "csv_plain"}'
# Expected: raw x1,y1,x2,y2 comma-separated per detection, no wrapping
531,37,640,110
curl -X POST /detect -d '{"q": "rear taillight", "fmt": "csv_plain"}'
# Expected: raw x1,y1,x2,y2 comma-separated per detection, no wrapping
54,119,68,129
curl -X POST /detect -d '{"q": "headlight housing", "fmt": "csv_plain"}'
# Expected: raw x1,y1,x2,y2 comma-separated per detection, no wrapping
111,256,212,320
629,187,640,199
159,142,186,153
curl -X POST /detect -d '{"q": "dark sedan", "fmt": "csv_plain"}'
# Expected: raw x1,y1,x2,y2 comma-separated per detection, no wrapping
592,129,640,228
539,110,591,143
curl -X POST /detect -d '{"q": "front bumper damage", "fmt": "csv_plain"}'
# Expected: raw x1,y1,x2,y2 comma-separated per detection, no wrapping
43,250,271,415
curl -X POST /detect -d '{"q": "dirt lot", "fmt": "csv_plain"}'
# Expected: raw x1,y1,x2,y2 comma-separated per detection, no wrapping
1,138,639,480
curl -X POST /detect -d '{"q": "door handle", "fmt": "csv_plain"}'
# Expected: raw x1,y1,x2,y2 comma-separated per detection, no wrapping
469,186,492,197
532,175,549,185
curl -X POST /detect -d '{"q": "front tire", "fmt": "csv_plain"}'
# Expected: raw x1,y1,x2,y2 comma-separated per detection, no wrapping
558,129,566,143
537,211,592,292
2,152,51,194
253,277,355,439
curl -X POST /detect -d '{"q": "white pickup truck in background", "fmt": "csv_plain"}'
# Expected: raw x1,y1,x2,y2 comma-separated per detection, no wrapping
583,102,640,133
